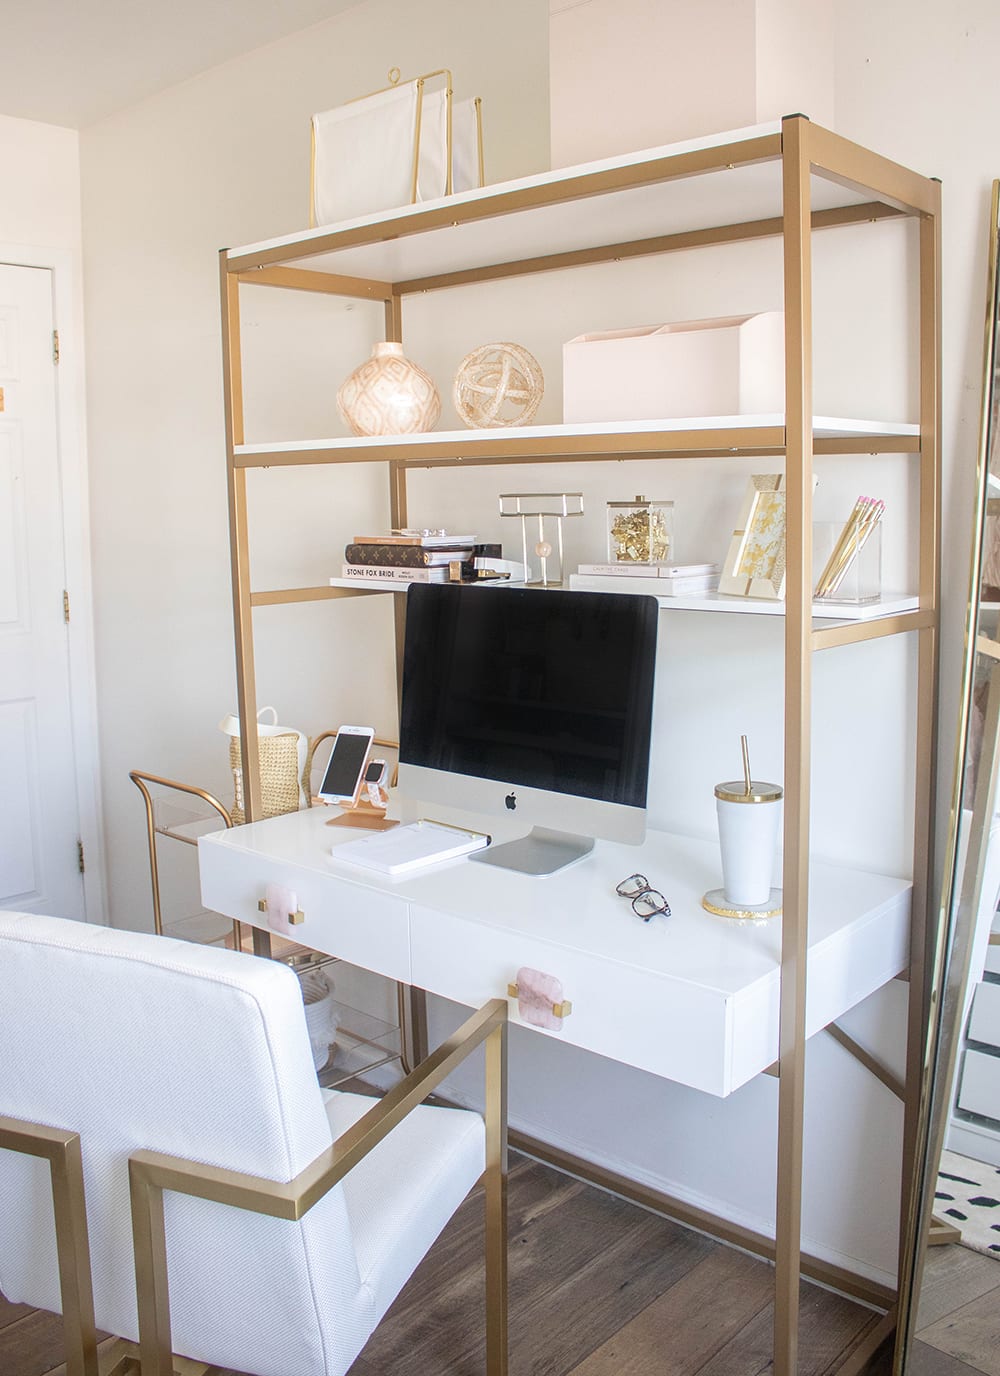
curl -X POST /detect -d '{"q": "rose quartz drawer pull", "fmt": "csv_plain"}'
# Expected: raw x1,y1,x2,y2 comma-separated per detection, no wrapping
258,883,305,933
507,967,572,1029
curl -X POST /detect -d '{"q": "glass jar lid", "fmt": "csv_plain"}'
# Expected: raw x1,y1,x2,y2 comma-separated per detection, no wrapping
606,493,672,509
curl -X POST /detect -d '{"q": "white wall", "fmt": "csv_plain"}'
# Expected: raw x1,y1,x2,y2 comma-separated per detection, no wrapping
0,115,82,248
79,0,551,934
550,0,756,166
832,1,1000,829
549,0,835,166
754,0,835,127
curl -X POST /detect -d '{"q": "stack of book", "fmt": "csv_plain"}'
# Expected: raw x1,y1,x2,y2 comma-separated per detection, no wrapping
342,532,477,584
575,561,720,595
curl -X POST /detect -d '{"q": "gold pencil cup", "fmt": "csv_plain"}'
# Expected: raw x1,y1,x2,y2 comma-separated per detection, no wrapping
813,520,882,604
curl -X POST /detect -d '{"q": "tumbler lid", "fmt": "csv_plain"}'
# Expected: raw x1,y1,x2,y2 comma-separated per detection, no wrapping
715,780,783,804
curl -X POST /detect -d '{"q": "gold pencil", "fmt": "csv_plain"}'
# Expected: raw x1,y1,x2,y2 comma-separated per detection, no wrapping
816,497,884,598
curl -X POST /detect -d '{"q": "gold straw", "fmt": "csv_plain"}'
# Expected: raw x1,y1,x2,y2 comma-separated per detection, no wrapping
741,734,752,796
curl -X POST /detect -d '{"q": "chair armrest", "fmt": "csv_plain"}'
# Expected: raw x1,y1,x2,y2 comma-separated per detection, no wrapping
129,997,507,1221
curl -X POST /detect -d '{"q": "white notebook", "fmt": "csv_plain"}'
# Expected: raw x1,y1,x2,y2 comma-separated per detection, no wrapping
332,819,490,875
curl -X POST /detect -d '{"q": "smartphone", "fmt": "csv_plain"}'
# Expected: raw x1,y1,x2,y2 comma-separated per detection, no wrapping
318,725,375,804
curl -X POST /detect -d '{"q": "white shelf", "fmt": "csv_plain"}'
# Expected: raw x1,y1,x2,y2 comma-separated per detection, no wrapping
228,122,789,273
224,120,929,285
152,797,230,842
327,573,920,621
568,576,920,620
328,577,445,592
235,414,919,464
317,998,401,1090
162,910,235,946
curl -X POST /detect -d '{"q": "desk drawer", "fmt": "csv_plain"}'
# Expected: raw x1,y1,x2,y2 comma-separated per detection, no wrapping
199,839,410,983
409,904,730,1095
969,982,1000,1049
957,1047,1000,1120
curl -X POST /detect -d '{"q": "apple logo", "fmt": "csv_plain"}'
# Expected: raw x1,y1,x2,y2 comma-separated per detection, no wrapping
505,792,517,811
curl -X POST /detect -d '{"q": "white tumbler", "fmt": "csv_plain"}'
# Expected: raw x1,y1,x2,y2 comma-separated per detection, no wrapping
710,777,783,915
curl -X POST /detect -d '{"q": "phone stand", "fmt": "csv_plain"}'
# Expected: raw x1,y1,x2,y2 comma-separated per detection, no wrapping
323,796,399,831
309,727,400,831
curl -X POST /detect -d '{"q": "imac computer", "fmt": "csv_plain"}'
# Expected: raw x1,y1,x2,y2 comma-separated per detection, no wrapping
397,583,659,875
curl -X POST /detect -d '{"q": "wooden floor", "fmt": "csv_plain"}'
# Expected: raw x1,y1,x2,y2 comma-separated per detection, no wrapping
909,1239,1000,1375
2,1153,997,1376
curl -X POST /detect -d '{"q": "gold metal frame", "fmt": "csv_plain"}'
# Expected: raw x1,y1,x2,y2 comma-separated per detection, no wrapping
0,1116,98,1376
308,68,485,228
219,115,942,1376
129,999,508,1376
129,770,240,948
894,183,1000,1364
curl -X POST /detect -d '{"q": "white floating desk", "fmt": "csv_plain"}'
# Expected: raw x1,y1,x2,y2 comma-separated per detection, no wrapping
198,806,910,1099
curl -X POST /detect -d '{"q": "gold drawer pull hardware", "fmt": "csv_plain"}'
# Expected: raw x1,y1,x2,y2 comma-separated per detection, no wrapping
506,982,572,1018
257,899,305,924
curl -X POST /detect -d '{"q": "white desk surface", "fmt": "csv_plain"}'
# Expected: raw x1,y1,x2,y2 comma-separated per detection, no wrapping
199,805,910,1097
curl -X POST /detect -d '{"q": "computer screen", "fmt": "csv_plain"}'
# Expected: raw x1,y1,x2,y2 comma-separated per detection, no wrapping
397,584,659,874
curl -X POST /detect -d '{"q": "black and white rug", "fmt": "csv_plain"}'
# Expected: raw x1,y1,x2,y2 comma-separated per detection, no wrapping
935,1149,1000,1257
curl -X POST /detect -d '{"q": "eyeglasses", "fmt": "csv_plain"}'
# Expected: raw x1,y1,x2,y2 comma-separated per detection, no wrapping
616,873,671,922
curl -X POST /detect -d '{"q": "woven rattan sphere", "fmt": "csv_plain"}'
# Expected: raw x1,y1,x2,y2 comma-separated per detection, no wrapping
453,342,544,428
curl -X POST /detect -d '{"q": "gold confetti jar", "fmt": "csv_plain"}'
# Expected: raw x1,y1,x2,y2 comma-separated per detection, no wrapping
606,495,674,564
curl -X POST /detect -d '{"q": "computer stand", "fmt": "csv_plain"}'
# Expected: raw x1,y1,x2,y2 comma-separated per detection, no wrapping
470,827,594,876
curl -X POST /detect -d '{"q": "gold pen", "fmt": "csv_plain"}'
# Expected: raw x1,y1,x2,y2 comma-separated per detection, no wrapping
422,817,492,844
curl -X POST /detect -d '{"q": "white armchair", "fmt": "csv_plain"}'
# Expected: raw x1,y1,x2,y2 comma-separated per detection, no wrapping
0,910,507,1376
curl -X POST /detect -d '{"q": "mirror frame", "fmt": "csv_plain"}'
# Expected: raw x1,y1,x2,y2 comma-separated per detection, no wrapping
896,179,1000,1369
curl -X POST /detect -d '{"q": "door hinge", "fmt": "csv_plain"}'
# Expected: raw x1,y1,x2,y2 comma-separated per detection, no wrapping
63,589,70,623
53,330,60,364
77,840,85,874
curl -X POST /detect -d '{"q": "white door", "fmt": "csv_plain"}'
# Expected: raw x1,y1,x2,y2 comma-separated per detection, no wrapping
0,263,85,919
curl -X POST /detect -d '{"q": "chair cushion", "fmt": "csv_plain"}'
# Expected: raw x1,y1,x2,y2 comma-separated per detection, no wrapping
322,1090,485,1322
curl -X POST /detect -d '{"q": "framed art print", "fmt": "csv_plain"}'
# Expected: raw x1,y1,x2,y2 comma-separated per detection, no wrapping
718,474,787,600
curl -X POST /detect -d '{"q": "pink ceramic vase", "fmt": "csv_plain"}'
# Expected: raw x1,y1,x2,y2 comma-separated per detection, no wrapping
337,341,441,436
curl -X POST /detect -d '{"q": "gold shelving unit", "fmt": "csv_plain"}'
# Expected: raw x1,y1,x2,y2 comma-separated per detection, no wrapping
218,114,941,1376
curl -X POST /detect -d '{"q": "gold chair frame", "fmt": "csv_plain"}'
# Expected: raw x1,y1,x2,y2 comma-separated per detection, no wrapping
0,1116,99,1376
129,998,509,1376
